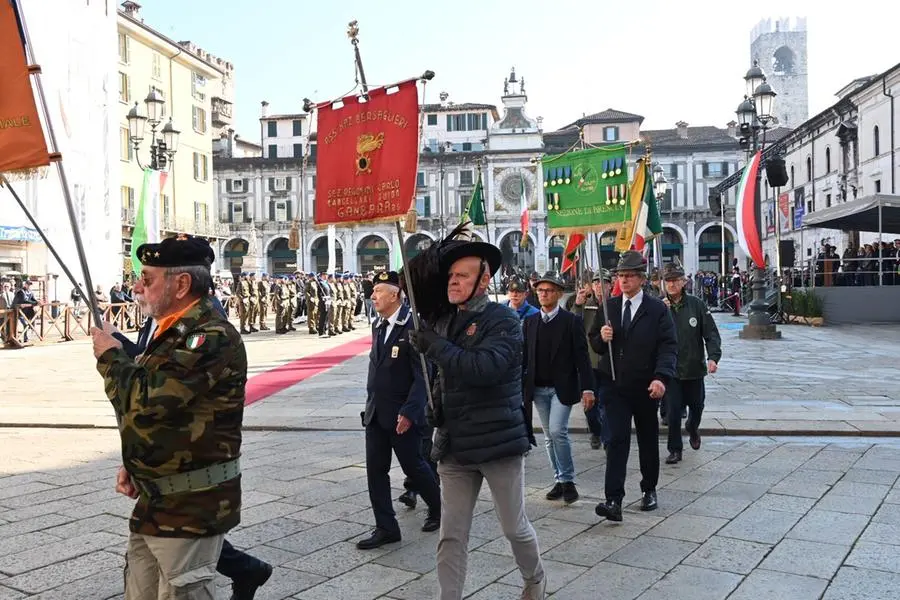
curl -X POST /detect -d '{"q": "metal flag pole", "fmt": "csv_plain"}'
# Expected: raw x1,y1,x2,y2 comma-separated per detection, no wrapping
14,0,103,327
0,176,92,315
476,159,499,302
593,232,616,381
347,21,435,407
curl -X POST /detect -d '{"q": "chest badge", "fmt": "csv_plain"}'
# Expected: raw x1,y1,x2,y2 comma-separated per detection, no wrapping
186,333,207,349
466,323,477,336
391,345,399,359
689,317,698,328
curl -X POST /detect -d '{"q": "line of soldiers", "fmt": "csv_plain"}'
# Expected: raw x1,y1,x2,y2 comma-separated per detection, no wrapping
233,271,369,337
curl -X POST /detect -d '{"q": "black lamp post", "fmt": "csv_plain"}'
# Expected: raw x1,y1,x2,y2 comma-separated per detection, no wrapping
737,60,781,339
652,164,668,267
126,89,181,171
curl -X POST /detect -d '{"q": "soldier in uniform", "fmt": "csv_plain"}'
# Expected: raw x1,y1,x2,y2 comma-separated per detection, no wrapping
294,272,307,324
237,272,253,335
272,276,286,334
257,273,270,331
286,276,298,332
329,273,343,335
307,272,320,335
318,272,334,338
343,273,357,332
247,273,260,333
90,235,266,600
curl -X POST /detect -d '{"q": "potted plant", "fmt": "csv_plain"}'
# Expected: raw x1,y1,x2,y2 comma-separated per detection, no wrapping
784,289,824,326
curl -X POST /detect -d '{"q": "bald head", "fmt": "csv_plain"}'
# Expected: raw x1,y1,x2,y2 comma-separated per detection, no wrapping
447,256,490,305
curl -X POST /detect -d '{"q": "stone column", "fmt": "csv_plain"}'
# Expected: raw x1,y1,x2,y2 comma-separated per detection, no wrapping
686,221,698,274
536,222,547,272
391,228,402,269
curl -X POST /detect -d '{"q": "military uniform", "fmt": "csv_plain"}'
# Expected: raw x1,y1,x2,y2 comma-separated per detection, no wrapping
257,275,270,331
247,274,260,333
286,278,298,331
343,275,357,331
307,272,320,335
238,274,253,334
272,277,285,333
329,275,343,335
319,274,334,337
98,236,247,600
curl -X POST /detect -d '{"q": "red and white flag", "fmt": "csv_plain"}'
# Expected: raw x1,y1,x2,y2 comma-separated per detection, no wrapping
736,150,765,268
519,172,529,246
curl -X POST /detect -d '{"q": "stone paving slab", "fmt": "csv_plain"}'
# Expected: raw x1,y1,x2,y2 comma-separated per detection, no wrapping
2,429,900,598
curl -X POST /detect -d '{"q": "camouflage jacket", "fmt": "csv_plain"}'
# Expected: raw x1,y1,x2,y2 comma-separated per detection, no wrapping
96,296,247,538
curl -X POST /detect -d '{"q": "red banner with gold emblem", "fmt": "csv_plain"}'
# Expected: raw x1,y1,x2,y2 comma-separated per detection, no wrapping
314,80,418,226
0,0,49,174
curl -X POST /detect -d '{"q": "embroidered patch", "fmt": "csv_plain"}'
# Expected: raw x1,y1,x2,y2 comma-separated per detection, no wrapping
466,323,477,336
186,333,207,349
689,317,698,328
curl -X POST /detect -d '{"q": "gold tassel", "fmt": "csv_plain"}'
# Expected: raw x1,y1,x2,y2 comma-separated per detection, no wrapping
404,208,418,232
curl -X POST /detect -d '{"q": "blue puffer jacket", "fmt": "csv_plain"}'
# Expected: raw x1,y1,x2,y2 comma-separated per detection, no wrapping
425,297,531,465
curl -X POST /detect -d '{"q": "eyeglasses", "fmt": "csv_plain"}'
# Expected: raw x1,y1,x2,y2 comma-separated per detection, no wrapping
535,288,559,294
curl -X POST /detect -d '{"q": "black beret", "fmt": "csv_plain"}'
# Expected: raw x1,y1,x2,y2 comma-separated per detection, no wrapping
137,234,214,268
373,271,401,288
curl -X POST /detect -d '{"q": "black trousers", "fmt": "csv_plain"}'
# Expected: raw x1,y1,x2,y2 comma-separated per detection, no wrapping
317,300,329,334
366,419,441,535
217,539,265,581
666,378,706,453
601,383,660,502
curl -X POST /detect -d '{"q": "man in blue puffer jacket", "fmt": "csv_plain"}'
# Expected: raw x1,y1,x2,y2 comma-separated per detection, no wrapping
409,239,547,600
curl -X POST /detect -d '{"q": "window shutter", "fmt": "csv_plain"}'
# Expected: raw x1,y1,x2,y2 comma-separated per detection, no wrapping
722,162,729,175
268,177,274,192
226,179,233,193
446,115,452,132
243,178,250,192
286,200,293,221
614,126,620,140
285,176,292,191
702,163,709,177
269,201,275,221
228,203,234,223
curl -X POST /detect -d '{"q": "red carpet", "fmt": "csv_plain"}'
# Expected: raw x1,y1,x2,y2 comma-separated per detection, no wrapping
245,336,371,406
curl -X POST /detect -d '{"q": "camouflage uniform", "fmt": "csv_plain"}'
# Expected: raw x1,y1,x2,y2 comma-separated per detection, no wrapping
97,295,246,598
272,278,285,333
286,278,297,331
307,274,319,335
257,275,270,330
238,275,252,334
343,276,357,331
247,274,259,331
326,275,339,335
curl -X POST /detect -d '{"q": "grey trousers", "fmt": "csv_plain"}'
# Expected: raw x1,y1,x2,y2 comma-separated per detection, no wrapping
436,454,544,600
124,532,223,600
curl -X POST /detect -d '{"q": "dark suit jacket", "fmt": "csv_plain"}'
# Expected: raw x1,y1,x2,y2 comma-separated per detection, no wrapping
588,293,678,392
364,304,428,430
114,318,155,359
522,309,594,427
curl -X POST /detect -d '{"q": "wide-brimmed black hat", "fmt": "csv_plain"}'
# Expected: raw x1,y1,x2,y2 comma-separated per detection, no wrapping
532,271,564,289
439,241,502,276
662,262,686,280
506,276,528,293
592,269,612,282
613,250,647,273
137,234,214,268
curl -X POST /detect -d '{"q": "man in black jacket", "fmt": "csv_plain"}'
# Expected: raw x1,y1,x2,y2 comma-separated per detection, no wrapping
409,241,546,600
356,271,440,550
587,251,677,521
523,272,594,504
661,262,722,464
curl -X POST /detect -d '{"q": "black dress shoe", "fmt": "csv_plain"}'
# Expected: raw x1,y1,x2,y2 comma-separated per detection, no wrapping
595,499,623,522
562,482,579,504
641,490,658,512
665,451,682,464
422,515,440,532
398,490,417,509
689,430,702,450
545,482,564,500
230,562,273,600
356,529,401,550
590,434,602,450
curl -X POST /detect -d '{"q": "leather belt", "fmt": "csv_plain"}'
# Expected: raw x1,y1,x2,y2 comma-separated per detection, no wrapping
133,458,241,499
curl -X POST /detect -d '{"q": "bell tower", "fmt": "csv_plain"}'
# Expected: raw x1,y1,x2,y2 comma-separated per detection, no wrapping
750,18,808,128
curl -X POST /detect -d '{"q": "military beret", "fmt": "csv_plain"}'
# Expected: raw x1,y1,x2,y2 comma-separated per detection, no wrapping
249,272,256,277
374,271,401,288
507,276,527,292
137,234,214,268
241,271,248,277
261,272,268,277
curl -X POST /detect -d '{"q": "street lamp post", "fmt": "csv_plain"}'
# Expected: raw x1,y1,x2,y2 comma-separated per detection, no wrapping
126,90,181,172
652,163,669,269
737,61,781,339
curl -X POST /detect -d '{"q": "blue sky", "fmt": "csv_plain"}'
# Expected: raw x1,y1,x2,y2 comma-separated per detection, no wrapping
139,0,897,138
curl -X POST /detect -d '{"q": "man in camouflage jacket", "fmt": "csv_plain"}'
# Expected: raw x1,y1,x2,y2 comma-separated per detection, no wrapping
91,235,251,600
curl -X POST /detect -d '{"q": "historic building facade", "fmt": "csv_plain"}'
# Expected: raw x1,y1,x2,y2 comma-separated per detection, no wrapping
750,17,809,129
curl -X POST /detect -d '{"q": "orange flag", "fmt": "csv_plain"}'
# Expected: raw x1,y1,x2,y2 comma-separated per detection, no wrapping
0,0,49,175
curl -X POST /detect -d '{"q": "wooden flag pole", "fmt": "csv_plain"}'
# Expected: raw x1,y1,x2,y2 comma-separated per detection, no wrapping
14,0,103,327
348,21,436,408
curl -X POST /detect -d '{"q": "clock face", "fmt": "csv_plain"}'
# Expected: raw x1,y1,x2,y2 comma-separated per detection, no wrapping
501,174,531,205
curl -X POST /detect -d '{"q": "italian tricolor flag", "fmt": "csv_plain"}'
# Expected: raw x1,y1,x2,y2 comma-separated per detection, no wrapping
631,160,662,252
130,168,168,274
736,151,765,267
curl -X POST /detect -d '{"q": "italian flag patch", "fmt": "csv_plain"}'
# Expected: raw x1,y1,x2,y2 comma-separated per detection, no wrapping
186,333,206,350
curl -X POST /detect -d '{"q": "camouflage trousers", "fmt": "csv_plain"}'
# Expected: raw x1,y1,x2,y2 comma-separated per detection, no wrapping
124,532,223,600
307,299,319,334
258,299,268,329
248,300,259,328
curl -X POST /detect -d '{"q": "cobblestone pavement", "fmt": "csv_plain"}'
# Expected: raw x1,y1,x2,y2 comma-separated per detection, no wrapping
1,428,900,599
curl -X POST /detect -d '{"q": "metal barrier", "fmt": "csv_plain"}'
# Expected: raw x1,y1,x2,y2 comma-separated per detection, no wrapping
1,302,147,348
790,256,900,288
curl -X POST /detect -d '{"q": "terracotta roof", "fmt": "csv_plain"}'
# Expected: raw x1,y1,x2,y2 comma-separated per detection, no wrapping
421,103,497,113
565,108,645,128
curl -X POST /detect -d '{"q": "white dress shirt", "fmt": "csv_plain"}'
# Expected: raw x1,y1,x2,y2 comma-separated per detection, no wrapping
380,305,403,341
540,304,561,323
622,289,644,326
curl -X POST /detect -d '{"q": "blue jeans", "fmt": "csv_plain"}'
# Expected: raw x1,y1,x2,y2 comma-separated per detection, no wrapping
533,387,575,483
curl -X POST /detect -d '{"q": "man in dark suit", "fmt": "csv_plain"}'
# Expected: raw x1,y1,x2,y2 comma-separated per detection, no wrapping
357,271,441,550
587,251,677,521
523,272,594,504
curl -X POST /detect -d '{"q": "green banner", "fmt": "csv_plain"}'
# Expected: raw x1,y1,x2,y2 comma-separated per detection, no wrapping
543,145,631,234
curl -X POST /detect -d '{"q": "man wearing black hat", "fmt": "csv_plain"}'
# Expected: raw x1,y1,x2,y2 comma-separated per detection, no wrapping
661,262,721,464
587,250,677,521
89,235,260,600
505,276,540,322
525,270,541,309
522,272,594,504
407,232,546,600
356,271,441,550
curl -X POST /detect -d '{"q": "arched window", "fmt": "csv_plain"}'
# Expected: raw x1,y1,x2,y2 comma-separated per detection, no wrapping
806,156,812,182
825,147,831,173
874,125,880,156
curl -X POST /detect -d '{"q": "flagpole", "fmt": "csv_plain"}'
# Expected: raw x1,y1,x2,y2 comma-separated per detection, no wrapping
14,0,103,327
593,231,616,381
348,21,435,409
475,160,499,301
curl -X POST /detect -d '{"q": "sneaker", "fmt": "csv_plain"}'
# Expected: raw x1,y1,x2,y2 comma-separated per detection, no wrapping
545,482,564,500
590,434,601,450
562,482,579,504
521,577,547,600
